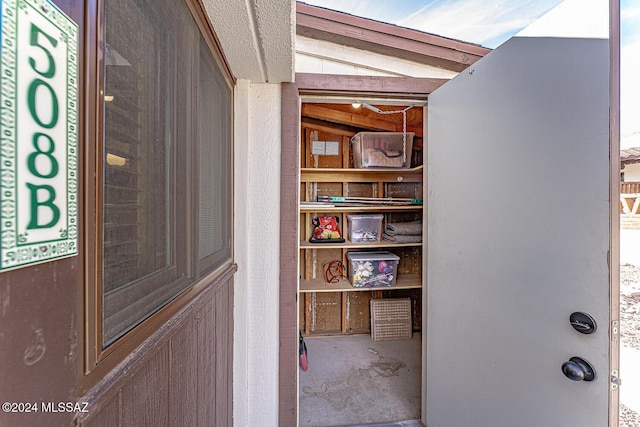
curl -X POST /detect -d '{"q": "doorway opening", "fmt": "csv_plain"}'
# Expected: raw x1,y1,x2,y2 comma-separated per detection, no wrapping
618,163,640,424
296,96,426,426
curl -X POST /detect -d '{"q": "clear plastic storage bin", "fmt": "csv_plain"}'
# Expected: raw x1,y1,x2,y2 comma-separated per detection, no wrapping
347,251,400,288
351,132,414,168
347,214,383,242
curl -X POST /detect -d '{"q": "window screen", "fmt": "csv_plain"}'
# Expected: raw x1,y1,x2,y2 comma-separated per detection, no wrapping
101,0,232,347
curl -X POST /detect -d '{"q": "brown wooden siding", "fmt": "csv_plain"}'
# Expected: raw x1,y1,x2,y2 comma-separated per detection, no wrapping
76,269,234,427
0,257,79,427
279,82,301,426
0,246,232,427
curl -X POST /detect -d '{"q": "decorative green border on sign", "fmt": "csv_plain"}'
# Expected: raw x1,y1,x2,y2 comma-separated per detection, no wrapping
0,0,78,271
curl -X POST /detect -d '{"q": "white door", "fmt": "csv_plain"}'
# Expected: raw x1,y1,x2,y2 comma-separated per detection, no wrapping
425,8,617,427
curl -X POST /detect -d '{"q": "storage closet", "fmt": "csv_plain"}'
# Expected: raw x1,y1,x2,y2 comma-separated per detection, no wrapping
298,100,424,425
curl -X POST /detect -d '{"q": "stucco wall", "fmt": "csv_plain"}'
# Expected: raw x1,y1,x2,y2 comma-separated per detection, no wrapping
623,163,640,182
234,80,281,426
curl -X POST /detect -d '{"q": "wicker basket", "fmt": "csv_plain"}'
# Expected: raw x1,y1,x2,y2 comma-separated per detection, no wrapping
370,298,412,341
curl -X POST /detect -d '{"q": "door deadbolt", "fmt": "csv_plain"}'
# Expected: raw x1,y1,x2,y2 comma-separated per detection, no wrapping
569,312,597,334
561,357,596,382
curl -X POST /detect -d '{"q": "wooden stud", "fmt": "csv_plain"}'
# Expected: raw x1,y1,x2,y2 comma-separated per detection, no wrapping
342,135,350,168
341,292,348,333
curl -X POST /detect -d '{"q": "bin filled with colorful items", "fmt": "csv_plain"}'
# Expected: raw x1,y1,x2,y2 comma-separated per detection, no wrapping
346,251,400,288
347,214,383,243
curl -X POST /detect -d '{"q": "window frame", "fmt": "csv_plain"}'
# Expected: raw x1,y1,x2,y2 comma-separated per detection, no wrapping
196,38,234,274
80,0,235,391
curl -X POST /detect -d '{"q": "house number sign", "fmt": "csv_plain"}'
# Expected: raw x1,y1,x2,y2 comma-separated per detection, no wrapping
0,0,78,271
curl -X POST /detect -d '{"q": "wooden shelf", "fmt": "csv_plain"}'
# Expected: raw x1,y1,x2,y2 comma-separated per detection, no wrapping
300,205,422,213
299,274,422,293
300,240,421,249
299,143,424,336
300,165,423,183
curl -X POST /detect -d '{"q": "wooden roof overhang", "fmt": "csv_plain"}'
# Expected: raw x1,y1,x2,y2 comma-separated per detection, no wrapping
295,73,447,99
296,2,491,73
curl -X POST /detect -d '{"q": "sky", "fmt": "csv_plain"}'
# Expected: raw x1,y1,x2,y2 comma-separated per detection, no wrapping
301,0,640,148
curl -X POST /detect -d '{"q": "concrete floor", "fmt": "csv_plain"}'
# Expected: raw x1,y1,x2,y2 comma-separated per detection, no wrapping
621,346,640,415
299,333,421,427
620,230,640,419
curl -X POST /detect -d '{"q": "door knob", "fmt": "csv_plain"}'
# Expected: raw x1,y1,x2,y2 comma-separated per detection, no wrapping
561,357,595,382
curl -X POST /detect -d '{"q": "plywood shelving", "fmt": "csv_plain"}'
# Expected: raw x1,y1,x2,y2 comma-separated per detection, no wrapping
298,124,423,335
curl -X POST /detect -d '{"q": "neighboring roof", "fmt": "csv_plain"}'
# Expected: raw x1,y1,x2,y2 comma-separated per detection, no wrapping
622,147,640,165
296,2,491,73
